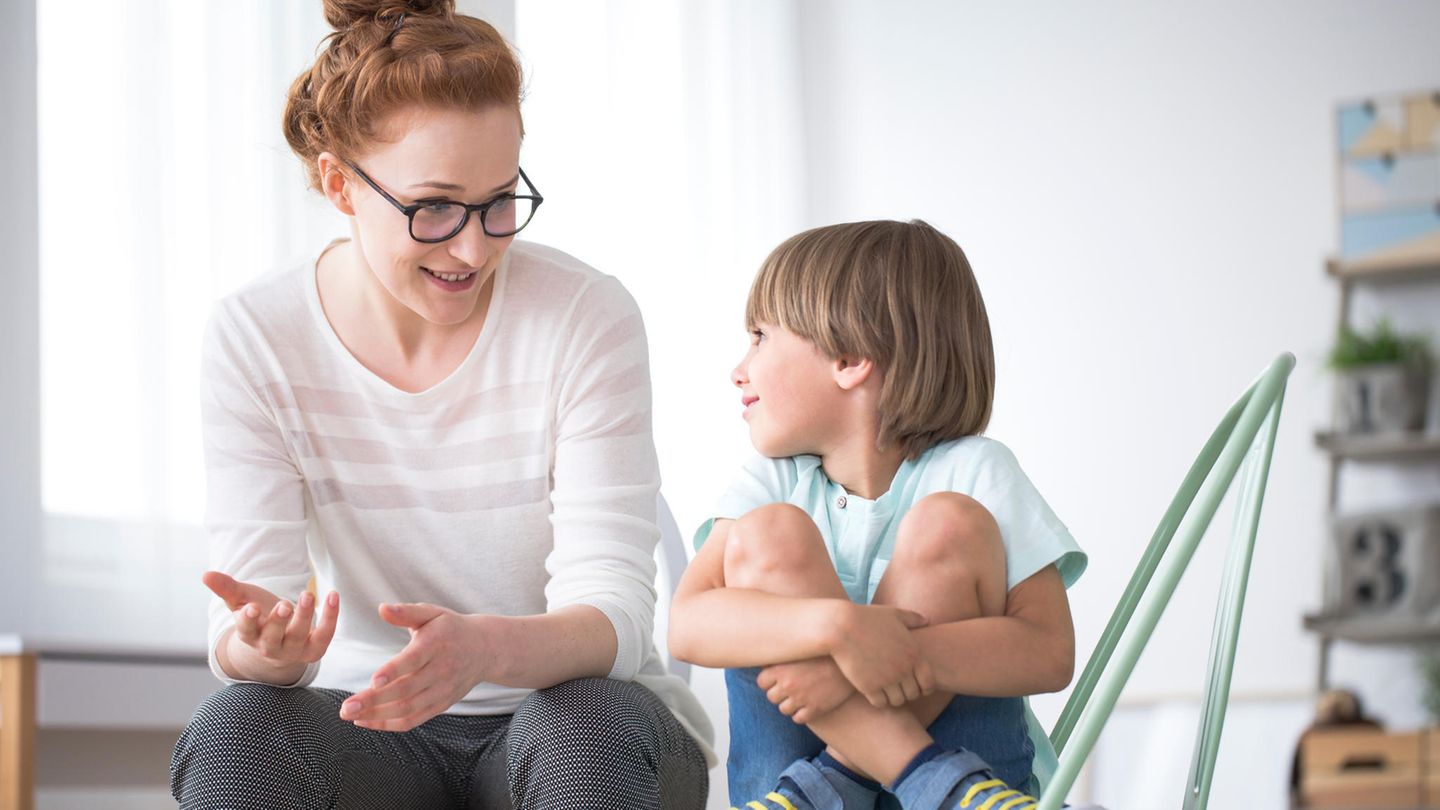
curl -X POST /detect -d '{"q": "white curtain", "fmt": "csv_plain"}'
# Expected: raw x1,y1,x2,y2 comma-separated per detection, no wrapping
37,1,344,637
512,5,806,805
512,0,808,540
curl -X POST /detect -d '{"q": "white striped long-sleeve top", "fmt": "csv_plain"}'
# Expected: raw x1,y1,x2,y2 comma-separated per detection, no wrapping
199,239,714,762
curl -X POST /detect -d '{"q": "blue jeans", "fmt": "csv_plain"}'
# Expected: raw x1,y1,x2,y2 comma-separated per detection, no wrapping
725,667,1034,807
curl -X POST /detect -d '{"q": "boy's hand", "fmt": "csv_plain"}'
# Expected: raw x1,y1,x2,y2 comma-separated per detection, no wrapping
829,603,935,708
758,657,855,725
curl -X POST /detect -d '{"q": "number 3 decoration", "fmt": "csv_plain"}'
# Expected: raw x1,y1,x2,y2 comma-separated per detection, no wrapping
1325,507,1440,620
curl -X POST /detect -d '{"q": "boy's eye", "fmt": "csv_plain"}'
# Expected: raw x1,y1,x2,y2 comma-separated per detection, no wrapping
749,329,766,344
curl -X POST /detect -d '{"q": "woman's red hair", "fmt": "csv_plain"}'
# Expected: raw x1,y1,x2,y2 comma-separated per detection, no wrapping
283,0,524,190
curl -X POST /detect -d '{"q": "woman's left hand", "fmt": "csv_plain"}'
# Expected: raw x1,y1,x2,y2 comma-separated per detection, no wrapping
341,603,489,732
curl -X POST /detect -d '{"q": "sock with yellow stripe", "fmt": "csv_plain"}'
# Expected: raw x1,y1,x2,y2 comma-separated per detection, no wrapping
891,748,1044,810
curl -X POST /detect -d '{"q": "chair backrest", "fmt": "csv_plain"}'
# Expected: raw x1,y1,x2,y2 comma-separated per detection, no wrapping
1034,352,1294,810
655,493,692,683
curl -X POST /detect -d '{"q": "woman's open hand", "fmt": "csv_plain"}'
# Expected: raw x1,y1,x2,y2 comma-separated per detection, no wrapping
829,603,934,709
202,571,339,683
340,603,489,732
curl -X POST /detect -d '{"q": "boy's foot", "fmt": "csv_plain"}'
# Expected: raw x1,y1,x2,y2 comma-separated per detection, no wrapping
891,749,1105,810
731,754,881,810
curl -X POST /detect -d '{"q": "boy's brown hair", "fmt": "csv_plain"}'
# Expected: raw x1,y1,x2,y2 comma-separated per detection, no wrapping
746,219,995,459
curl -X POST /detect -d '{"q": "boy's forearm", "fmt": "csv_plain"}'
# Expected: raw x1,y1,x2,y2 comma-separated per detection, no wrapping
670,588,850,668
916,615,1075,697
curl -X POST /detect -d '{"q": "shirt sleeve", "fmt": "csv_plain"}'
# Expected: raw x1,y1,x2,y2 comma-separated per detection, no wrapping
200,302,318,688
692,452,798,550
965,442,1087,591
545,276,662,681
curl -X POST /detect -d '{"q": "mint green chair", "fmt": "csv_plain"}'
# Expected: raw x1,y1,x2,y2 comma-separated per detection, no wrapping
1032,352,1294,810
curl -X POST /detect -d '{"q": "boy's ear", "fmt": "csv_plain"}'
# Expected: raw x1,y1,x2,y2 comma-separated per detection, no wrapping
832,355,875,391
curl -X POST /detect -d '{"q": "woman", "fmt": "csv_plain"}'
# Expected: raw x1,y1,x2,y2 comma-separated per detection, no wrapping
169,1,713,807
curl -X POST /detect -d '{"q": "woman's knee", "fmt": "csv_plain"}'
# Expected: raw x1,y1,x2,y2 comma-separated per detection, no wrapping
508,677,660,765
724,504,824,584
507,678,707,807
171,683,338,799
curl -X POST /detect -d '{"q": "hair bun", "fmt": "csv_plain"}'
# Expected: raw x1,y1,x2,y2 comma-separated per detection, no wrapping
322,0,453,30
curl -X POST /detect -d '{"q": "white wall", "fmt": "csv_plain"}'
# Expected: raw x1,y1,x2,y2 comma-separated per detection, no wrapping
788,0,1440,805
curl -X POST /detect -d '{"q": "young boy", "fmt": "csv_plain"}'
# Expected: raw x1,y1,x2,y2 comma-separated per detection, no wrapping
669,220,1090,810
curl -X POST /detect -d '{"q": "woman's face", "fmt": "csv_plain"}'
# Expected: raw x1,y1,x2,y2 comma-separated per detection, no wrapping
328,105,523,326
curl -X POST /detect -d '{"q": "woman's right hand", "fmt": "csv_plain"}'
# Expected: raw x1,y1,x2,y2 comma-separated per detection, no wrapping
828,603,934,709
202,571,339,684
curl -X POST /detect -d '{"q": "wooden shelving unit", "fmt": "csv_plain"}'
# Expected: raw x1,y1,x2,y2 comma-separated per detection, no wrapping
1304,613,1440,645
1315,431,1440,462
1311,249,1440,692
1327,255,1440,285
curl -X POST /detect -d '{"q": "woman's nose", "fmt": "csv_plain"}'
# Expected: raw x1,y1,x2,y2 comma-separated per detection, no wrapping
447,215,494,268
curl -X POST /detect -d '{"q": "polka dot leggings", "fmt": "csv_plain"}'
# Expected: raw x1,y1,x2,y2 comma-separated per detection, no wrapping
170,677,708,809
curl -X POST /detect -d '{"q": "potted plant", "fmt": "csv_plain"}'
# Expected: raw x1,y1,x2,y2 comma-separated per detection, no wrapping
1329,319,1432,434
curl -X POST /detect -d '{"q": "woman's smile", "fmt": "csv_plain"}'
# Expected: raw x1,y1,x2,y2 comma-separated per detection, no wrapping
421,265,479,291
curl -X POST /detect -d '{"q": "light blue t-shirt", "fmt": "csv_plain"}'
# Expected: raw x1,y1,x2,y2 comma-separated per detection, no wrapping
695,435,1087,795
695,435,1087,601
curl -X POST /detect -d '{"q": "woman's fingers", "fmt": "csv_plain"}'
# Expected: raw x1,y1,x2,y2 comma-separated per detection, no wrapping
204,571,274,612
367,639,432,690
303,592,340,661
353,685,446,733
345,673,431,722
765,684,786,706
202,571,246,609
278,592,315,657
257,601,291,657
234,603,263,645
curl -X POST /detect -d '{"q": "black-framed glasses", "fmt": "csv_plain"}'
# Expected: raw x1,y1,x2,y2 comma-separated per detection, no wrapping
343,160,543,243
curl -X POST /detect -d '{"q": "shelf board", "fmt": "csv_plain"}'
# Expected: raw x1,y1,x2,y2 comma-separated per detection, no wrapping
1304,612,1440,643
1315,430,1440,461
1327,254,1440,284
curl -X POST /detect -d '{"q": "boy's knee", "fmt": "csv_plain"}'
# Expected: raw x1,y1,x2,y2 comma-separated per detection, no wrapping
725,504,819,578
894,492,1002,568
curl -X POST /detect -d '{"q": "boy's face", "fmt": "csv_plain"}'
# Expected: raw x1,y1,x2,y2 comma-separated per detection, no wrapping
732,323,842,458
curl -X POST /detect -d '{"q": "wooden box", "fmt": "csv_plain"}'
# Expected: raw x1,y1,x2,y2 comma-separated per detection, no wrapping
1300,728,1422,808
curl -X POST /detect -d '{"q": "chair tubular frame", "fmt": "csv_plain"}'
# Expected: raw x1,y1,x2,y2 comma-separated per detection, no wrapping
1037,352,1294,810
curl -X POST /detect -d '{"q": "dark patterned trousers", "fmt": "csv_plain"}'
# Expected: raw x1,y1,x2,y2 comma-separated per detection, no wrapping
171,677,708,809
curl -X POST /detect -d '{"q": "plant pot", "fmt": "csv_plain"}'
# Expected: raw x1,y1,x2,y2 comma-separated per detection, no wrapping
1333,362,1431,433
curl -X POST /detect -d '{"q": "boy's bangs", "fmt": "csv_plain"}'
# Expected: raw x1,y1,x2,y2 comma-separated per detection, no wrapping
744,239,825,343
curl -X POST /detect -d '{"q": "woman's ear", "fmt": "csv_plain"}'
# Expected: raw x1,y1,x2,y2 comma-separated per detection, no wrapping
833,355,876,391
317,152,357,216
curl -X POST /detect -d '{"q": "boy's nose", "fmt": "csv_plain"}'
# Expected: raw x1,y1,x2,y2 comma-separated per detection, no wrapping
731,362,747,388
